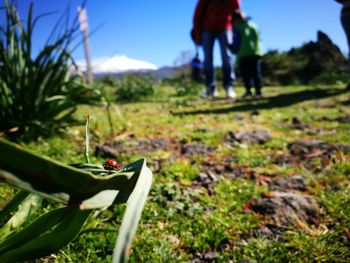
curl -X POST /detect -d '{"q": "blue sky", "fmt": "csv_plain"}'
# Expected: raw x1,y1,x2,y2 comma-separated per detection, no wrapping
4,0,346,68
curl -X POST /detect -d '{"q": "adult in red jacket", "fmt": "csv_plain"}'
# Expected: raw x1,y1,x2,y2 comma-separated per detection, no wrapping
193,0,241,98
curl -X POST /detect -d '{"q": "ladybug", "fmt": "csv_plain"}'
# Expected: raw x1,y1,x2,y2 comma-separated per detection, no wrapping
103,159,121,170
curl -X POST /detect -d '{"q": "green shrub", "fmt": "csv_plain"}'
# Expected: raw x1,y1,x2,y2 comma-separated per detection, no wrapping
115,74,156,102
172,78,202,97
98,76,118,87
311,72,350,85
0,0,101,140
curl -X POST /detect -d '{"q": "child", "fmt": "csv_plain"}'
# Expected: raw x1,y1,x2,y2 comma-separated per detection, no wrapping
230,11,263,97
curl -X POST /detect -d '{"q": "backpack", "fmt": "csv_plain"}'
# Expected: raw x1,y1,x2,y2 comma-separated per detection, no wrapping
191,51,203,82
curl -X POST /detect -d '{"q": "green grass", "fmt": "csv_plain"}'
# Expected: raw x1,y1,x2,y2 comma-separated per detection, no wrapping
1,84,350,262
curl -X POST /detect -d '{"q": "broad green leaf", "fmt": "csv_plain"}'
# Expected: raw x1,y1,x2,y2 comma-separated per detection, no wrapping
0,138,147,209
0,206,73,255
0,207,91,263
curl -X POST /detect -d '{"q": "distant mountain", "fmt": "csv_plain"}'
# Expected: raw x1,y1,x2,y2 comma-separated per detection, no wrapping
77,55,157,75
150,66,179,80
76,55,182,80
261,31,349,85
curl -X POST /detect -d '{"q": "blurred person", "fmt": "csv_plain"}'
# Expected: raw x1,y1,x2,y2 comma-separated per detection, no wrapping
335,0,350,69
230,11,263,97
192,0,241,98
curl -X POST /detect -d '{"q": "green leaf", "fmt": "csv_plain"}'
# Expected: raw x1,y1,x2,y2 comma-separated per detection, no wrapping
0,190,29,227
0,206,72,255
112,164,153,263
0,194,42,241
0,138,144,208
0,207,91,263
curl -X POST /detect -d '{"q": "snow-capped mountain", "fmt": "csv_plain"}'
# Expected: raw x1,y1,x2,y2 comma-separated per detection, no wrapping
77,55,158,74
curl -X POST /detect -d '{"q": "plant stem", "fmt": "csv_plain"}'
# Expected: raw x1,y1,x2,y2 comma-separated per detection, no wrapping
84,115,90,164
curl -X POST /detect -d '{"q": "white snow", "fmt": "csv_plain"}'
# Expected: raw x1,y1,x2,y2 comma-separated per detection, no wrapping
77,55,158,74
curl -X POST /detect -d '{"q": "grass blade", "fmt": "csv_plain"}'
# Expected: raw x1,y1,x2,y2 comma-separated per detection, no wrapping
0,190,29,227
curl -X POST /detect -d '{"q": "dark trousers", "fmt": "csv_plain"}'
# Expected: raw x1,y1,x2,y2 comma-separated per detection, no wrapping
341,14,350,69
239,55,263,93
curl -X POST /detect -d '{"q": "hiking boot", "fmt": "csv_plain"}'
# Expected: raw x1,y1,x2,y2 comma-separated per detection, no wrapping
225,87,237,99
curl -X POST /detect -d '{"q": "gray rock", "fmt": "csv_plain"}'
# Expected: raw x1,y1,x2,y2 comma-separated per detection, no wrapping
251,191,320,227
229,130,272,144
270,175,307,191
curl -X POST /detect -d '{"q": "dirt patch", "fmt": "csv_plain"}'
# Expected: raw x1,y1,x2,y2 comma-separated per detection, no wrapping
96,137,217,158
320,115,350,123
288,117,312,130
288,140,350,156
273,140,350,170
192,157,237,194
180,143,216,156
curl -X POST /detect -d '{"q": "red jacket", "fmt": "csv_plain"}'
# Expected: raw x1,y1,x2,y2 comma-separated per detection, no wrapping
193,0,241,44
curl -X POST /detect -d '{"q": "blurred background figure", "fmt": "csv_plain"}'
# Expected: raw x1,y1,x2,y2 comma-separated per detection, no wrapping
192,0,241,99
335,1,350,71
230,11,263,97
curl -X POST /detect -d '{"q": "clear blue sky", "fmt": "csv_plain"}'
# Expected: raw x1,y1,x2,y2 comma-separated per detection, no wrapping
3,0,346,67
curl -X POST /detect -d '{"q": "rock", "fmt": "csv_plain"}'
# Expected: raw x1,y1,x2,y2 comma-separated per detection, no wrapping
252,224,287,239
234,130,272,144
191,251,218,263
251,191,320,228
269,175,307,191
288,140,350,156
225,130,272,144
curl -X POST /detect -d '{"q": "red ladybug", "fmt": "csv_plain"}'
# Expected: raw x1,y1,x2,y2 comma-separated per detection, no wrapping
103,159,121,170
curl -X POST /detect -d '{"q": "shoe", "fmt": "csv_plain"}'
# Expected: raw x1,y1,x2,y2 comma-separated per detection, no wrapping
242,91,253,98
255,90,263,97
201,89,218,98
225,87,236,99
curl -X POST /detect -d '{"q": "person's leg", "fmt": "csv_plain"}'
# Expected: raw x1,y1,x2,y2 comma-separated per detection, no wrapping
239,58,252,96
252,56,263,96
218,30,235,98
202,30,216,96
341,14,350,69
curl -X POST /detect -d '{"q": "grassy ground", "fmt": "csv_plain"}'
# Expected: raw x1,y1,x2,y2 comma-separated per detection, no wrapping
4,84,350,262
